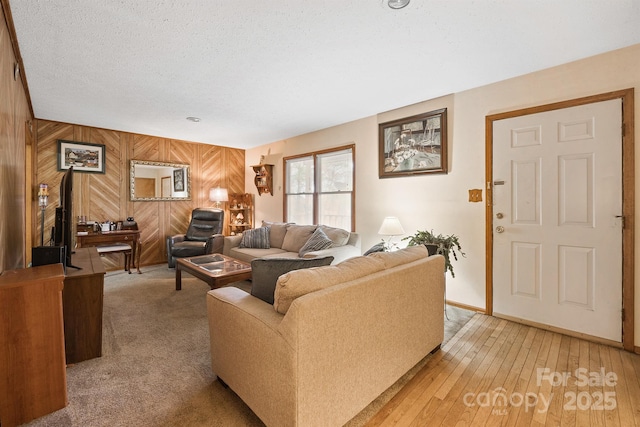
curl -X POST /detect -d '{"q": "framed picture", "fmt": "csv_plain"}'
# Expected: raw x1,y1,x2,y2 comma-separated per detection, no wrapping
378,108,447,178
173,168,185,192
57,140,106,174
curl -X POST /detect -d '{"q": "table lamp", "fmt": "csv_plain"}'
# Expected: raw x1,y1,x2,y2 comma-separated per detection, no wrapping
209,187,229,209
378,216,405,251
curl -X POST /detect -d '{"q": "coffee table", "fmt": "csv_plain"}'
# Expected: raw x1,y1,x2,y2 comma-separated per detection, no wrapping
175,254,252,291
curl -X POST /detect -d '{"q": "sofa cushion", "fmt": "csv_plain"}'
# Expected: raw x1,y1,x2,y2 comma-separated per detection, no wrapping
229,247,288,264
369,245,428,269
250,256,335,305
298,227,333,256
318,225,350,246
170,240,207,257
262,221,292,249
281,225,317,253
273,255,385,314
239,227,271,249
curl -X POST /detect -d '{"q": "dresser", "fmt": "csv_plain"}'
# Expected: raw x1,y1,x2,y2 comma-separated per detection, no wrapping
0,264,67,427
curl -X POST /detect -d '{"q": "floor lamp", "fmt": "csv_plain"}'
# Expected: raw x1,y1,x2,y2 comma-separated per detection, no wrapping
38,183,49,246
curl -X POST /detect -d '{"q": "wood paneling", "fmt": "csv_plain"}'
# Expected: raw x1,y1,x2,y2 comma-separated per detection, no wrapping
34,120,245,269
0,4,31,272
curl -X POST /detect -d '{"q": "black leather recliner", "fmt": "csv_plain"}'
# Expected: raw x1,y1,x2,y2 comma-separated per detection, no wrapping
166,208,224,268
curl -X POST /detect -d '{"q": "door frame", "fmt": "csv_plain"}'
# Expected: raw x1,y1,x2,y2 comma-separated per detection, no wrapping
485,89,635,351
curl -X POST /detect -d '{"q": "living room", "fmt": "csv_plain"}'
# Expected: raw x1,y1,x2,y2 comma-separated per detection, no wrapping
2,1,640,426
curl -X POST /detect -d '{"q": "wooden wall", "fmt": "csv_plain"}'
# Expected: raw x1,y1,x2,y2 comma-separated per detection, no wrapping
34,120,245,270
0,2,32,272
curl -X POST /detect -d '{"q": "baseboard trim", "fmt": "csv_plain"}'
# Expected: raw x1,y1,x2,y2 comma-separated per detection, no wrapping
493,312,623,349
445,300,485,314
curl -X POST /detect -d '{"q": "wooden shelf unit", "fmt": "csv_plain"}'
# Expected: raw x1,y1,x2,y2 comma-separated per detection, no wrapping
228,193,254,235
252,164,273,196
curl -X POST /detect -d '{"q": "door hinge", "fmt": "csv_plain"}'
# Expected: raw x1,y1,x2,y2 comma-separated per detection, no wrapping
622,308,625,321
616,215,625,229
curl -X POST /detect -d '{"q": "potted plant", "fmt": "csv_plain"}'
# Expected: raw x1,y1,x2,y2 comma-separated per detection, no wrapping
402,229,465,277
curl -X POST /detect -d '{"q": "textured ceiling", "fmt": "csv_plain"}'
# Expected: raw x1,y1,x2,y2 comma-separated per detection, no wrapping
9,1,640,149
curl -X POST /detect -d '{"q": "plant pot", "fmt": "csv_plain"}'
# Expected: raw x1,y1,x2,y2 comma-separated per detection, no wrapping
424,244,438,256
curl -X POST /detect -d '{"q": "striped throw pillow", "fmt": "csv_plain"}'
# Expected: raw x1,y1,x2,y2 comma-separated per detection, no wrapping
239,227,271,249
298,227,333,256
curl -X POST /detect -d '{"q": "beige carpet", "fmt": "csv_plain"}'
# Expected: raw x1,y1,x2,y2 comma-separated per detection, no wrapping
25,264,474,427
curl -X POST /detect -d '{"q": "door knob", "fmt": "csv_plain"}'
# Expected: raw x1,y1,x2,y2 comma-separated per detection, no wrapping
495,226,505,233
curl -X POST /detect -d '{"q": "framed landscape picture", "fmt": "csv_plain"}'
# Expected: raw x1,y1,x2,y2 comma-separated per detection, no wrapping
57,140,106,174
378,108,447,178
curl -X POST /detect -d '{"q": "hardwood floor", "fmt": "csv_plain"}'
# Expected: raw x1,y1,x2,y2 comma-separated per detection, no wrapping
365,314,640,426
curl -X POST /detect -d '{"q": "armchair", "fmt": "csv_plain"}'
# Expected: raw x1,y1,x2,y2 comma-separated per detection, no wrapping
166,208,224,268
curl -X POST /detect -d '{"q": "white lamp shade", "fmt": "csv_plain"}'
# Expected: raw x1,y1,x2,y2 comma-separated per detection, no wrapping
378,216,405,236
209,187,229,202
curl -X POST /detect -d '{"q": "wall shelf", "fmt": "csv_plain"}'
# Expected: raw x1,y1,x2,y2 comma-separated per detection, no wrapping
252,164,273,196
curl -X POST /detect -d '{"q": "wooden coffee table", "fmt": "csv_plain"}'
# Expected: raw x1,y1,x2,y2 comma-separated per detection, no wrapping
175,254,252,290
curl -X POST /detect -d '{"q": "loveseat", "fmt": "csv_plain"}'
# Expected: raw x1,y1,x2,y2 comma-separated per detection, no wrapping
222,221,360,265
207,245,444,427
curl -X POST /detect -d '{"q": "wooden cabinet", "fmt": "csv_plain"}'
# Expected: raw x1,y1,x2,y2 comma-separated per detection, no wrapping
63,247,106,364
0,264,67,427
252,164,273,195
228,193,254,235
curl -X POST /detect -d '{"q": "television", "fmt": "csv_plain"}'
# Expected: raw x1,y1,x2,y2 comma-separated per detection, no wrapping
54,166,81,270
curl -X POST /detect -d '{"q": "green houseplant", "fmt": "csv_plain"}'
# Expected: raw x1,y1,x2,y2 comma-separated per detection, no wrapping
402,230,465,277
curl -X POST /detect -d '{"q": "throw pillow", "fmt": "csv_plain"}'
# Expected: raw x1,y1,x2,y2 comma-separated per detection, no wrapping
250,256,334,305
261,220,292,248
281,225,317,253
318,225,350,246
363,242,385,256
239,227,271,249
298,227,333,256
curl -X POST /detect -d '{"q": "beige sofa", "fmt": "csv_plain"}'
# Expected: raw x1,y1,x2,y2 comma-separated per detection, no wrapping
223,222,361,265
207,246,444,427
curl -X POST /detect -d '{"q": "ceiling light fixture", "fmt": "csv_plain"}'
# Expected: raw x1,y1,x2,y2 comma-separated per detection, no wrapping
387,0,410,9
186,116,201,122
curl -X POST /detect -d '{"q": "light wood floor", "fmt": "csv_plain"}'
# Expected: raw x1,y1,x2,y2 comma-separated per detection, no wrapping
365,314,640,426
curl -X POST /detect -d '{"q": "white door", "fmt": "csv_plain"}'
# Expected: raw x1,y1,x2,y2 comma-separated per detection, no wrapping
492,99,622,342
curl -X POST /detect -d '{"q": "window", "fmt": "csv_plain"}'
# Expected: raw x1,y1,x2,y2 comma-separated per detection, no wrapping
284,145,355,231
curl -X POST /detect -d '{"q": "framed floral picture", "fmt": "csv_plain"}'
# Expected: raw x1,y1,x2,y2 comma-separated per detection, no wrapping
173,168,185,192
57,140,106,174
378,108,447,178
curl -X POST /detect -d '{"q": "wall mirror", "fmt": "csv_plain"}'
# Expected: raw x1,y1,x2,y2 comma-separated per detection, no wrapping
130,160,191,201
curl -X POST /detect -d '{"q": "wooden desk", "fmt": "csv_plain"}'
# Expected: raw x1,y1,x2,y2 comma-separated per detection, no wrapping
63,247,106,364
76,229,141,273
0,264,67,427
